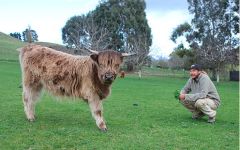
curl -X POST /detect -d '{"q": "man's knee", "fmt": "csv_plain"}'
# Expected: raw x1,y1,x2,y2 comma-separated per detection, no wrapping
180,100,197,112
195,99,206,109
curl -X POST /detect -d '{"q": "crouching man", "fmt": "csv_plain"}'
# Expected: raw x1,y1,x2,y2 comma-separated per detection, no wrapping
179,64,220,123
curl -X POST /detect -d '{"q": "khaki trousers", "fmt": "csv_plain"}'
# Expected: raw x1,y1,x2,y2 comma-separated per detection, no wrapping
180,98,218,118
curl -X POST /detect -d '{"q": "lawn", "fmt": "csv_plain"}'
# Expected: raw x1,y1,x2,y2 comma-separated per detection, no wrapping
0,61,239,149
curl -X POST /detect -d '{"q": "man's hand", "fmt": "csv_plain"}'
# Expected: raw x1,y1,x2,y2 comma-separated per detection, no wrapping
179,94,185,101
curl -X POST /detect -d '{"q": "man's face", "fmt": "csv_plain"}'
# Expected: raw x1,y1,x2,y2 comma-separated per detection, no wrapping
190,69,201,79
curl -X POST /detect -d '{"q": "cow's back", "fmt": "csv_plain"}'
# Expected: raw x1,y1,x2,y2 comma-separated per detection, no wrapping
20,44,95,98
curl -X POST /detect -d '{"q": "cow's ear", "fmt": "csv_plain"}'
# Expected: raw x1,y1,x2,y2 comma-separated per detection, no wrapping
90,54,98,63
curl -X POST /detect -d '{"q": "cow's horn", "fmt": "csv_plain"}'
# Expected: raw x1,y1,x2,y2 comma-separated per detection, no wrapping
121,53,136,57
86,48,99,54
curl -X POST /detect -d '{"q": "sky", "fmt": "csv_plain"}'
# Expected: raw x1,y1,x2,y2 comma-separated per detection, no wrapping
0,0,191,58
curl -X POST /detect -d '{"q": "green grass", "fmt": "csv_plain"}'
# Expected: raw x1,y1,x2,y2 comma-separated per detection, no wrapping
0,61,238,150
141,66,189,78
0,32,26,61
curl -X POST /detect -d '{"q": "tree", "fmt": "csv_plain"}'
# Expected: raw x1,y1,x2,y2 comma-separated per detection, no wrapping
62,15,85,49
84,13,110,50
152,56,169,69
62,14,110,54
9,32,22,41
173,44,196,70
168,52,184,70
171,0,239,82
22,26,38,43
125,32,151,77
92,0,152,74
62,0,152,74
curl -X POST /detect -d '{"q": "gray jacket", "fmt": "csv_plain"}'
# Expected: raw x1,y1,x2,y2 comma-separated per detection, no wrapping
181,73,220,106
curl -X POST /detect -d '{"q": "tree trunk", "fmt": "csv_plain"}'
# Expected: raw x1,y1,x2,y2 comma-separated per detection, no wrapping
211,69,217,81
216,66,220,83
138,69,142,79
127,63,134,72
216,71,220,83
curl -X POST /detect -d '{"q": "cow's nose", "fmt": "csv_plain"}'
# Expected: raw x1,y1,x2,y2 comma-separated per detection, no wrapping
105,72,113,80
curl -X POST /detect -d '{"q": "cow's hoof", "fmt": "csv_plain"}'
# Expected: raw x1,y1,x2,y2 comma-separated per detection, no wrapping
100,128,108,132
98,122,107,132
27,118,35,122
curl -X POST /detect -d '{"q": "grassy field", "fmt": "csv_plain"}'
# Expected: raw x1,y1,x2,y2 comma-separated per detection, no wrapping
0,32,26,61
0,61,239,150
0,32,239,149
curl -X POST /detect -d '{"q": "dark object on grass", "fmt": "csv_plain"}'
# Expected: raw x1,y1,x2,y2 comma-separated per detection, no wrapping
174,90,180,100
133,103,138,106
230,71,239,81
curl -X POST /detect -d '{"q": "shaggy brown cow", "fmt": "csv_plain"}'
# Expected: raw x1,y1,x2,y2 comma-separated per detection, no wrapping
19,44,131,131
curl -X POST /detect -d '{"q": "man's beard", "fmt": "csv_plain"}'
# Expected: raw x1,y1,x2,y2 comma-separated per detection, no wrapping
192,73,200,80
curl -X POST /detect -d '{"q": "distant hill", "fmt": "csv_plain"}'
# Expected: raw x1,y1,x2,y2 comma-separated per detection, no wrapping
0,32,26,61
36,42,70,52
36,42,89,55
35,42,89,55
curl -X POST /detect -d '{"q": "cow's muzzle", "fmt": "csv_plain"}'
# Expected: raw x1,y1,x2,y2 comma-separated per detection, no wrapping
104,72,116,83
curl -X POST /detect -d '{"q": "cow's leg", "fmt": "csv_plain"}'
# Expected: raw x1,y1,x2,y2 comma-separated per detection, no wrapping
22,84,42,122
88,100,107,131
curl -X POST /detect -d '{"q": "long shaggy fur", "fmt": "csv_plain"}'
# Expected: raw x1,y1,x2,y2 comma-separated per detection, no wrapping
19,44,124,131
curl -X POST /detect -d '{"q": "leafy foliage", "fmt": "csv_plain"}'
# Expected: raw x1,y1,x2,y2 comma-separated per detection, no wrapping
9,32,22,41
22,26,38,43
171,22,192,43
174,90,180,100
169,44,196,70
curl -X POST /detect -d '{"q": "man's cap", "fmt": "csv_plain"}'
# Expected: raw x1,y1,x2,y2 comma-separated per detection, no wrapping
190,64,202,71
